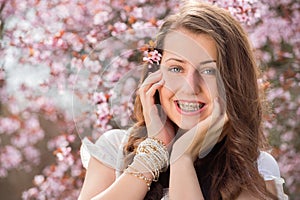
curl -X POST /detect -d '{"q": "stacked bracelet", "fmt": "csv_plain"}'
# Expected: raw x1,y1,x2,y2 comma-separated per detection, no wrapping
124,137,169,190
125,165,152,191
137,137,169,172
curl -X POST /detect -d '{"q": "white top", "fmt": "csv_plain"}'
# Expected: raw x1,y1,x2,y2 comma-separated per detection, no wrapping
80,129,288,199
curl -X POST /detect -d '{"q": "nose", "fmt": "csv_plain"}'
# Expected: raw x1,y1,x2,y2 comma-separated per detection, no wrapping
182,68,202,95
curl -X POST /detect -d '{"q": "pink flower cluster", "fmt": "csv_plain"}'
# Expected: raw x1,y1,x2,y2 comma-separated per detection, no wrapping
0,115,43,177
0,0,299,199
22,134,82,199
143,49,162,65
205,0,263,25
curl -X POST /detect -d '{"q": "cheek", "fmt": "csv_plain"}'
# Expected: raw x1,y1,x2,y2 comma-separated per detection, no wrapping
158,85,173,103
201,78,219,98
161,72,182,93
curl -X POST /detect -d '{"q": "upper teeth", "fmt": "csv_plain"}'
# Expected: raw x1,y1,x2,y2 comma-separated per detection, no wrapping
177,101,203,112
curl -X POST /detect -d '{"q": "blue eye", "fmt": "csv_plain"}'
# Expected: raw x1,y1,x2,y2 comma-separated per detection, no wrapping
201,68,216,75
169,66,183,73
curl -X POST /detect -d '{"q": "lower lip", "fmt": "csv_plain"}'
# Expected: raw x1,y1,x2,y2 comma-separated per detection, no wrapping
174,101,206,116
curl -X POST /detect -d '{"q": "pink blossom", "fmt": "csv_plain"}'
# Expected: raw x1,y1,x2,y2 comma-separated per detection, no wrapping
34,175,45,186
23,146,40,165
0,117,21,135
93,11,111,25
131,7,143,19
55,147,72,161
11,133,28,148
47,135,70,150
0,145,22,169
111,22,127,36
92,92,109,104
0,0,298,198
22,187,39,199
83,58,102,73
143,49,162,65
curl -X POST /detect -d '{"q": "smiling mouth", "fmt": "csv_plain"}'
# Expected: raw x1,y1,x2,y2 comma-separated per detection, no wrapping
175,100,205,113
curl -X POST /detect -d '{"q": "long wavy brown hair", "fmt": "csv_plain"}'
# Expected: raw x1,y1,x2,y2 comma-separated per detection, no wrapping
124,2,276,199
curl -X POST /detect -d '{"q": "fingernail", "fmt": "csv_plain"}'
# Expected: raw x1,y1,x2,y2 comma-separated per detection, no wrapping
156,80,163,86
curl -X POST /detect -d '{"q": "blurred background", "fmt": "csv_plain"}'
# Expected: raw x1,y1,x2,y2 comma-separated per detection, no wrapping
0,0,299,199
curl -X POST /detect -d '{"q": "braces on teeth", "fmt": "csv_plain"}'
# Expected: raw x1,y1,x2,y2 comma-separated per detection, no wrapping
177,102,204,112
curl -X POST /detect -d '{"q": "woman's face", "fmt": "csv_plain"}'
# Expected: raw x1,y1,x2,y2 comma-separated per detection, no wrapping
158,29,219,130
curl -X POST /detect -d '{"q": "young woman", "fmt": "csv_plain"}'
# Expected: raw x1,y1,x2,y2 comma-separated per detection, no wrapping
79,2,287,200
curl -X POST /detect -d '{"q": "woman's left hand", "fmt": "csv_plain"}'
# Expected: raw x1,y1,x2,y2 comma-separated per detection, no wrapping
170,98,228,163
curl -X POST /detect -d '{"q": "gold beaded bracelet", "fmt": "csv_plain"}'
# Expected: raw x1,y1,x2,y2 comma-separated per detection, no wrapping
125,166,152,191
150,137,167,149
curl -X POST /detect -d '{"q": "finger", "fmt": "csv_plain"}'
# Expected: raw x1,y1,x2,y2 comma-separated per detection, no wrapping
197,101,228,158
198,115,227,158
170,100,226,162
146,79,164,96
187,98,223,138
211,99,228,129
140,70,162,89
178,100,222,157
139,86,161,107
203,100,226,136
138,74,162,100
139,75,164,107
224,113,229,123
148,69,161,75
211,98,222,121
216,96,227,114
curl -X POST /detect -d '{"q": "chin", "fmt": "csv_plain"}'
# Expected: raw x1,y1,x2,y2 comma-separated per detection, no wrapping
176,120,199,131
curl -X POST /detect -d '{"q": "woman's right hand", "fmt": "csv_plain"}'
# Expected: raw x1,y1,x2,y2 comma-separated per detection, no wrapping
138,69,175,145
170,98,228,163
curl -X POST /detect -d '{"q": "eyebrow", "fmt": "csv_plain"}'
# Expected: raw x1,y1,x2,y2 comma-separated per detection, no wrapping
199,60,217,65
165,58,216,66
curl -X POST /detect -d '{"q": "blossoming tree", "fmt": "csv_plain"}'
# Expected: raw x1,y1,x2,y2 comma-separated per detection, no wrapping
0,0,299,199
